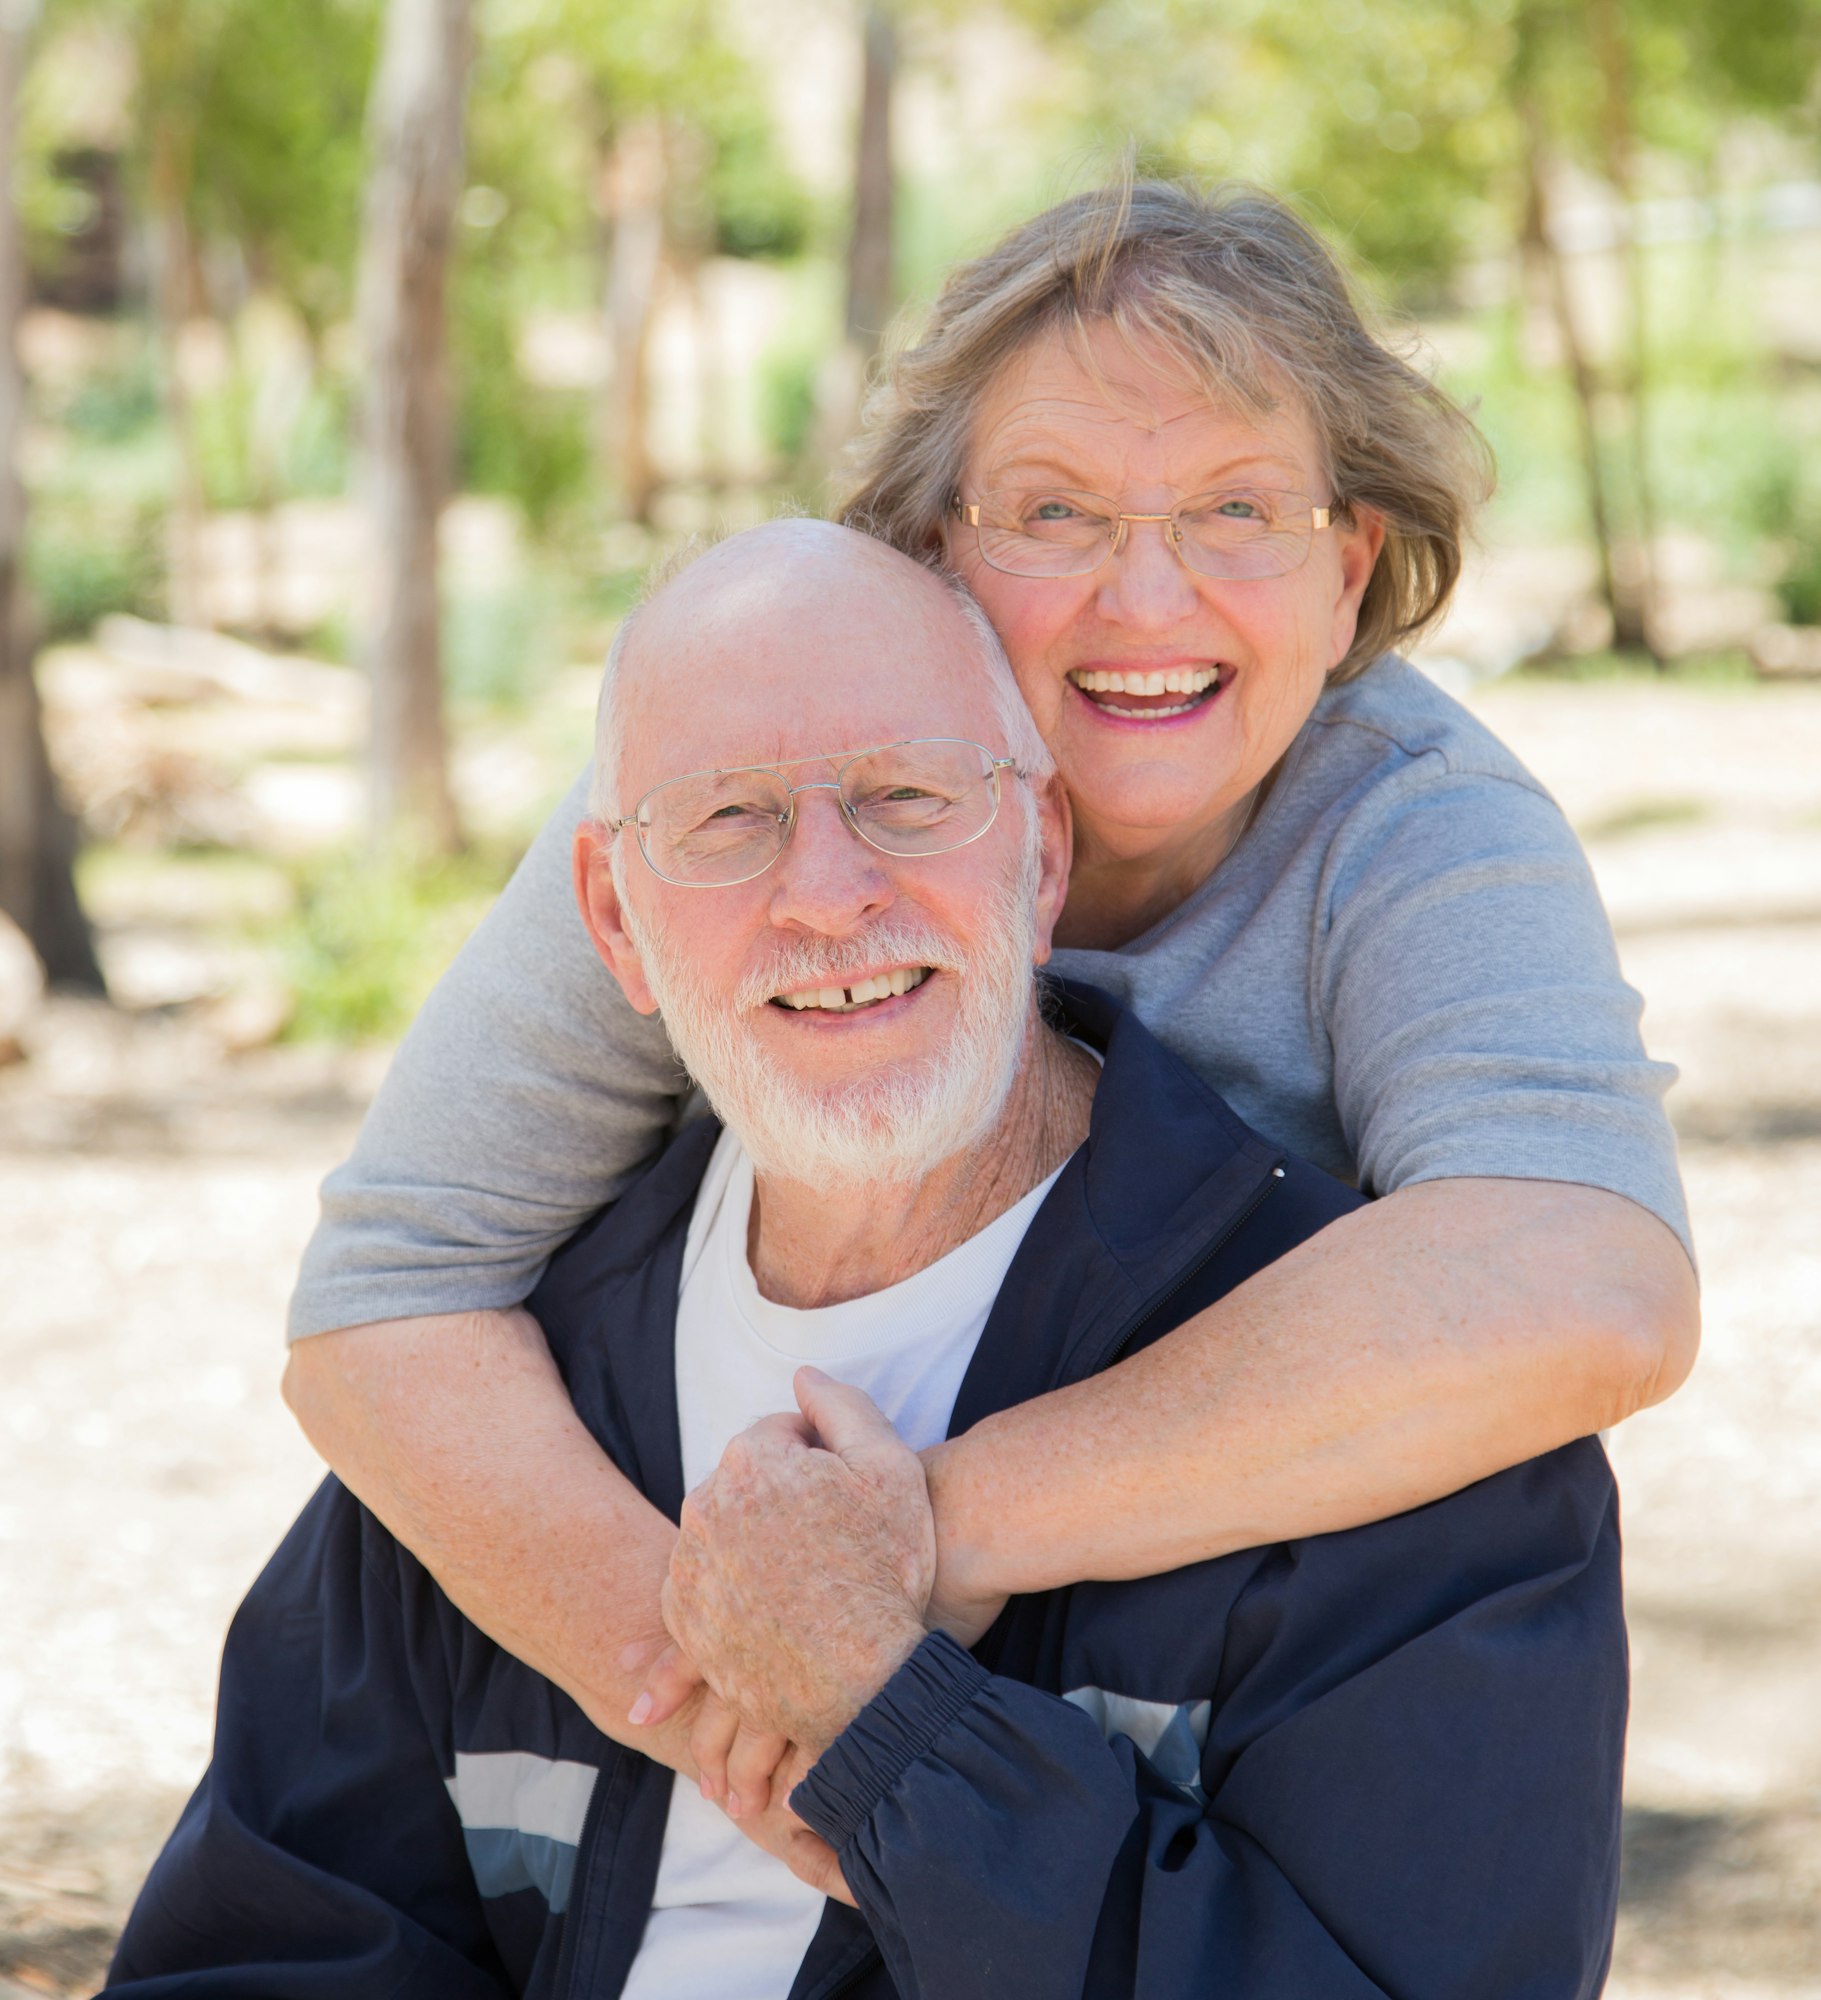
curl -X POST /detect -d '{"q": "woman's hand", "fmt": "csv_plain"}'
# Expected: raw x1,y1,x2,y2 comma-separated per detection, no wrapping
732,1740,855,1907
623,1633,798,1823
623,1636,854,1906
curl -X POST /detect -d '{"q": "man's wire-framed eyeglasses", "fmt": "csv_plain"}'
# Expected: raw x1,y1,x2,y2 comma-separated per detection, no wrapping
607,737,1021,889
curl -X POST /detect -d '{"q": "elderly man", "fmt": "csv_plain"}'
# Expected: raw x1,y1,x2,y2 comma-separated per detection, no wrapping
107,522,1625,2000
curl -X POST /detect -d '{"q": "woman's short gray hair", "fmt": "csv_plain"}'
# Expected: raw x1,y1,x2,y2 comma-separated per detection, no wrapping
839,175,1495,682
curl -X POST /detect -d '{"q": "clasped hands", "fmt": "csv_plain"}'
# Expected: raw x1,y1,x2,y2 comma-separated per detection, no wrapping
625,1368,1000,1904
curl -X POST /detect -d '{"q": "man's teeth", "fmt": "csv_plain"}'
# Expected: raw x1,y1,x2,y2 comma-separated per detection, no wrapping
778,966,930,1012
1071,666,1221,698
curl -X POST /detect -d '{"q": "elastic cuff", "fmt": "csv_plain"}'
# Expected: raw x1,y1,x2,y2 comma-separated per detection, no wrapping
791,1631,990,1850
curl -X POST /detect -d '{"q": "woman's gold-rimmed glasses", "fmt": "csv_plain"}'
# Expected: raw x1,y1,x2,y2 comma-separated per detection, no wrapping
956,487,1334,581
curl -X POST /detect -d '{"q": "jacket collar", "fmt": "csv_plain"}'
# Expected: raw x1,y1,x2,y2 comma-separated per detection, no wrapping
944,977,1283,1433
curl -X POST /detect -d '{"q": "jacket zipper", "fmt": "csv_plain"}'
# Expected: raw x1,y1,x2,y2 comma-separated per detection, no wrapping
551,1756,617,1998
1091,1157,1285,1376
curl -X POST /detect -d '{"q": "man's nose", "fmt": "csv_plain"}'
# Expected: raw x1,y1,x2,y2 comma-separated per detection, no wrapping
765,786,894,934
1095,515,1206,630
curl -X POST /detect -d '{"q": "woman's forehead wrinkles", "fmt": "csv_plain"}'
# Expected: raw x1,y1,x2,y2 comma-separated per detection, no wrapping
976,396,1313,488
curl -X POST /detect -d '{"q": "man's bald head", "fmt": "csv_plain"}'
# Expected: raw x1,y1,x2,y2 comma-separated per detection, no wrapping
588,520,1049,825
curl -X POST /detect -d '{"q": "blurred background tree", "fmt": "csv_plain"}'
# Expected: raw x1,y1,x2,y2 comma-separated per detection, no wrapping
356,0,470,856
0,0,103,988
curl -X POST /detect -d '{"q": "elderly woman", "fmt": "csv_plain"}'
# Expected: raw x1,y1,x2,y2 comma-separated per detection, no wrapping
285,181,1696,1810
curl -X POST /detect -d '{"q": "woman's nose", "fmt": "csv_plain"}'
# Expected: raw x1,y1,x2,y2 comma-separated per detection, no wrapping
765,787,894,935
1095,516,1205,630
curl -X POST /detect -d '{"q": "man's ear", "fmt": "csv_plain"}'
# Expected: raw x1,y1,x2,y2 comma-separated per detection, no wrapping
573,821,659,1015
1028,772,1074,968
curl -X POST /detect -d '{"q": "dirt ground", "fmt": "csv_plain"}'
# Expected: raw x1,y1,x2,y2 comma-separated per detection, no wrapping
2,672,1818,1998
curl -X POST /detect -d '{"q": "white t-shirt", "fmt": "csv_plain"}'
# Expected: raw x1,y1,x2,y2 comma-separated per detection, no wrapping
618,1128,1068,2000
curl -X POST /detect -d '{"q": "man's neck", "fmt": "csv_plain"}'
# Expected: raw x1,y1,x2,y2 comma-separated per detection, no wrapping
745,1022,1099,1309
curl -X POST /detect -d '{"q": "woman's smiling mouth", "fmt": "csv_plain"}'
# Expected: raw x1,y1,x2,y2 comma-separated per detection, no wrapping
1066,664,1227,720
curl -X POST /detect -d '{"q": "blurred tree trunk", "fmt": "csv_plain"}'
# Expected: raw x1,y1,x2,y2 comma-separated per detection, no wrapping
848,2,896,353
143,0,210,630
813,1,897,471
356,0,469,854
0,0,103,990
1590,0,1664,662
1516,61,1628,654
600,115,667,525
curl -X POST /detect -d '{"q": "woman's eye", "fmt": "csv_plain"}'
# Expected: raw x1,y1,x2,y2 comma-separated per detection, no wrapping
1030,499,1079,522
1213,495,1265,520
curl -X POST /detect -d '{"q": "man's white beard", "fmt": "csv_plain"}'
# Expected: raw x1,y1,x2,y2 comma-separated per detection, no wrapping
622,837,1042,1191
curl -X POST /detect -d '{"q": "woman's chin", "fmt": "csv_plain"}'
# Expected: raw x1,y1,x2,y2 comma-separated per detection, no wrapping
1054,731,1238,845
1065,774,1251,865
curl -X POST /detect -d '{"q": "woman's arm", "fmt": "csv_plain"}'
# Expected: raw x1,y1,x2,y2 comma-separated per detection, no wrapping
287,769,683,1344
282,1309,849,1886
283,1308,676,1737
287,1174,1695,1732
920,1174,1695,1625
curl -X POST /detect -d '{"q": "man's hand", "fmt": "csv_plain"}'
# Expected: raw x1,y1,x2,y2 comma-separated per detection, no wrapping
663,1369,936,1761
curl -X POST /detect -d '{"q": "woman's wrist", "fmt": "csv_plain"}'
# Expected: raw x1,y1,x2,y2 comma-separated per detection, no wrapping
920,1434,1015,1643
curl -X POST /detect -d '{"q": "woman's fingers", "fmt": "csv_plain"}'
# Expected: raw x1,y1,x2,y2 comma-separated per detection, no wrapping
780,1826,855,1907
627,1638,705,1730
725,1725,792,1819
689,1693,740,1806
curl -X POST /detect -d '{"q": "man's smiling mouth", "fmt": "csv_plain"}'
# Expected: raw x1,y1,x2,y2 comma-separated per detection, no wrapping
1067,665,1225,719
768,966,932,1013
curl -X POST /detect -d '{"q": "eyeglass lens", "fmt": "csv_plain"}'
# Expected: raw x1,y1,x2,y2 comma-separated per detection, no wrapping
972,488,1319,580
637,739,1002,886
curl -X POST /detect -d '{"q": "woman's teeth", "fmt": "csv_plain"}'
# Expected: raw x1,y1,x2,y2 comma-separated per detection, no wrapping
1069,666,1221,717
774,966,930,1012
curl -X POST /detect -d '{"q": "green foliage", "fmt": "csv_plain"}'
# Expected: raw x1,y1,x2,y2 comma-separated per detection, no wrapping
64,352,163,445
454,302,595,530
1580,794,1710,839
276,844,519,1044
189,359,353,510
756,339,820,467
181,0,379,328
705,103,814,261
1005,0,1523,302
1775,530,1821,628
442,581,560,710
43,0,381,327
27,496,166,639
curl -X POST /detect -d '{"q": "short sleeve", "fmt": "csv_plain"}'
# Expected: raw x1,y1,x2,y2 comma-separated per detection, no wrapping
286,769,690,1340
1317,759,1692,1259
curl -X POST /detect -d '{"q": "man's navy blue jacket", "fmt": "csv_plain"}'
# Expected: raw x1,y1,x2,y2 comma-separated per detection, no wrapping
107,984,1627,2000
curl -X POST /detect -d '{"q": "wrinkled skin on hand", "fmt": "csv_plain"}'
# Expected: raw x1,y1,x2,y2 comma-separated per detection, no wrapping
663,1369,937,1763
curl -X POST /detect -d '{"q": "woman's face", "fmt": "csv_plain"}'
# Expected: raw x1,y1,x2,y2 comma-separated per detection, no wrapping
946,321,1384,875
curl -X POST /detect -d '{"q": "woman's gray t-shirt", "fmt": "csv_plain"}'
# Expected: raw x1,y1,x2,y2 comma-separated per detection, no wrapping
287,657,1690,1340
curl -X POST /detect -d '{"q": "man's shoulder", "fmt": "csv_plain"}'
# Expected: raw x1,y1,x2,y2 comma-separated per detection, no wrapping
531,1117,721,1311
